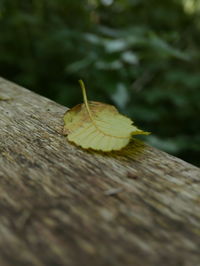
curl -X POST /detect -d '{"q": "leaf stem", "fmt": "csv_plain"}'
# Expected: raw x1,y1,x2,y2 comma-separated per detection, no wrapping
79,79,93,119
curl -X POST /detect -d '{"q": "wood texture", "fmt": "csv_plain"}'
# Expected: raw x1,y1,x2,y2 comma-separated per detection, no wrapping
0,77,200,266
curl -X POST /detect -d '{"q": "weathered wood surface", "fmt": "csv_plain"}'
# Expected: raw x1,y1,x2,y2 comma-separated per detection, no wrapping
0,77,200,266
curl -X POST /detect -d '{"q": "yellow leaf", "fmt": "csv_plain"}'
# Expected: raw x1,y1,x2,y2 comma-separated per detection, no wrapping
0,96,12,101
63,80,150,151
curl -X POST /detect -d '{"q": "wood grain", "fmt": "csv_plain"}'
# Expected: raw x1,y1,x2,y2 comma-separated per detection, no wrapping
0,77,200,266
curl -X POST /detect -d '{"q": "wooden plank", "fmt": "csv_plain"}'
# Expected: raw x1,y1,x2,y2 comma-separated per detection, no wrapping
0,77,200,266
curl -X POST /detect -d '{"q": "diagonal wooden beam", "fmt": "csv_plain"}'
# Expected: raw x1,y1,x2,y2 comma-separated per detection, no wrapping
0,77,200,266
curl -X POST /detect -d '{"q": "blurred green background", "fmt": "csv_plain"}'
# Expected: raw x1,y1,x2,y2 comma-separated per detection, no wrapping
0,0,200,166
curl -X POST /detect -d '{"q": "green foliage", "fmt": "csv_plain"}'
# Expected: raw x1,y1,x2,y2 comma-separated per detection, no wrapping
0,0,200,165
